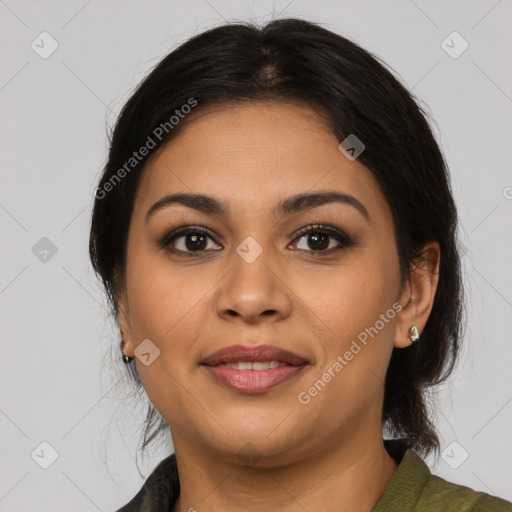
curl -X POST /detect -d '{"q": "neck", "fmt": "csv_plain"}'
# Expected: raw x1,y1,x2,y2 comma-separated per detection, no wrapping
171,429,398,512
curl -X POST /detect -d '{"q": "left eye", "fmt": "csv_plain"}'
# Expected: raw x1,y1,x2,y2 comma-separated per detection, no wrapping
289,225,351,253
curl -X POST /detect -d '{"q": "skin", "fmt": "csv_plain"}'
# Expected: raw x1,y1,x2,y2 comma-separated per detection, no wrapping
117,101,440,512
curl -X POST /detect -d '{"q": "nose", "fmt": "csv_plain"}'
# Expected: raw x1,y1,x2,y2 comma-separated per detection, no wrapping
214,244,293,325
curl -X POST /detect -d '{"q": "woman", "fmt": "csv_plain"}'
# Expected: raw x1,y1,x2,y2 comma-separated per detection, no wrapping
89,18,512,512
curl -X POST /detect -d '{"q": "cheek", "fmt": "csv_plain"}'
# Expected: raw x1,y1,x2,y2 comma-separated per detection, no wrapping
305,248,398,391
123,244,222,400
310,249,398,340
297,276,397,429
125,242,214,341
126,265,205,430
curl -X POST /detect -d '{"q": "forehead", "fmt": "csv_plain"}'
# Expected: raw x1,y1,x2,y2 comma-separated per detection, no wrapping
133,101,390,223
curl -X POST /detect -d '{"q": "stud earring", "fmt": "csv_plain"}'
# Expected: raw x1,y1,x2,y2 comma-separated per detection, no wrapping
121,340,134,363
408,325,420,343
122,352,134,364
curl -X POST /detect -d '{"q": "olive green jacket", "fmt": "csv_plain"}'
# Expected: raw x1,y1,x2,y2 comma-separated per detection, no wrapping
116,440,512,511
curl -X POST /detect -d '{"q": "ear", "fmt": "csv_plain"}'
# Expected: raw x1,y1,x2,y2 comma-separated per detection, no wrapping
115,275,134,357
394,241,440,349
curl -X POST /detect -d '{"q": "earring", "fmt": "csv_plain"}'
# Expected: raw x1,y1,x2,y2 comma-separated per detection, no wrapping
122,352,134,364
121,340,134,363
408,325,420,343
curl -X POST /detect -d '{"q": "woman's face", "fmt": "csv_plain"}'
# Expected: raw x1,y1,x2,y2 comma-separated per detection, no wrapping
118,101,412,465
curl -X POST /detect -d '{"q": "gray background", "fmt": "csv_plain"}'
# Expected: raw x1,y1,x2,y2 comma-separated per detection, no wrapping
1,0,511,510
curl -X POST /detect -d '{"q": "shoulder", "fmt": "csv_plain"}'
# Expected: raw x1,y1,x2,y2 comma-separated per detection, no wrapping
419,471,512,511
403,449,512,511
114,454,180,512
374,442,512,512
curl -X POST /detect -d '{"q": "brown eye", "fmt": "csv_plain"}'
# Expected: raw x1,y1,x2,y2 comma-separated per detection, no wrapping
290,224,353,254
180,232,208,251
161,227,222,254
300,232,330,251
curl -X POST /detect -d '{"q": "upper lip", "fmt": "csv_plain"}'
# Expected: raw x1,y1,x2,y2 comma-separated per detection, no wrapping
201,344,308,366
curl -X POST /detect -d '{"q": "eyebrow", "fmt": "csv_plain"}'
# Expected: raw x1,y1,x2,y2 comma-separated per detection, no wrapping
145,191,371,224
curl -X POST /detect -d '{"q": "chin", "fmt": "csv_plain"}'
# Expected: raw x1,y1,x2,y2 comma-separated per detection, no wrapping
194,416,312,466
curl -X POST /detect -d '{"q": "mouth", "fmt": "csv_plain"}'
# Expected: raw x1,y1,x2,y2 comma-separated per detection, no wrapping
200,344,309,394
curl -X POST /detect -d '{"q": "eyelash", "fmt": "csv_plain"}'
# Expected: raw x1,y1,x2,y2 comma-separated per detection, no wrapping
159,223,353,257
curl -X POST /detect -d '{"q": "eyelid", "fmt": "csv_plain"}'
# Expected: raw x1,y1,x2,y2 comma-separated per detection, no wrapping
291,223,348,240
159,225,221,248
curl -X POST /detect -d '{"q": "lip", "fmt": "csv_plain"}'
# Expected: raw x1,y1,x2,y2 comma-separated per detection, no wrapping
201,344,308,366
201,344,309,393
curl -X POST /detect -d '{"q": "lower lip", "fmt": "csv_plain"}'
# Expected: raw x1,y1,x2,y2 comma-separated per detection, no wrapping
202,364,307,393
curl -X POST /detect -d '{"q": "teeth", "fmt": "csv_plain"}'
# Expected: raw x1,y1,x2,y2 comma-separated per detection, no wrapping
221,361,281,370
252,361,272,370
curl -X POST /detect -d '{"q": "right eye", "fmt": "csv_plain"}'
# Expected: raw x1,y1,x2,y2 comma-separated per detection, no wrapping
161,226,223,255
